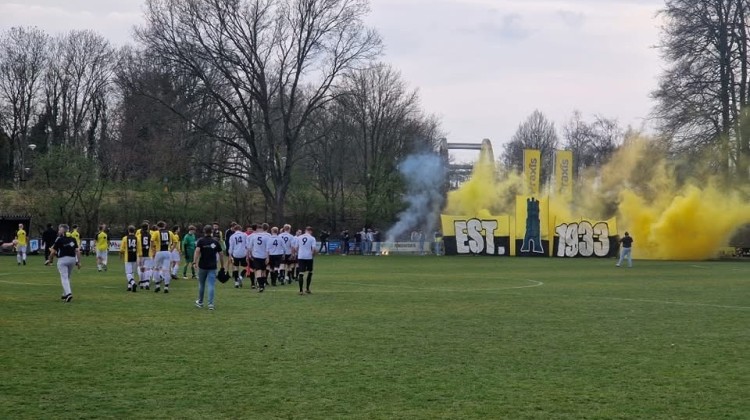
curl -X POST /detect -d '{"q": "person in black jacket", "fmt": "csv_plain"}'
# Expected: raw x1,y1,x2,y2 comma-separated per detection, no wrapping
42,223,58,262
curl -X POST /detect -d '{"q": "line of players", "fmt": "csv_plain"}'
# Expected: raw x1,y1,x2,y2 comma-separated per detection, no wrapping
119,221,317,295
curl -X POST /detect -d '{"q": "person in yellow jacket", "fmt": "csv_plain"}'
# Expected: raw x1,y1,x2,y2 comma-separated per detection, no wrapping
95,224,109,272
120,225,138,292
169,226,181,280
15,223,27,266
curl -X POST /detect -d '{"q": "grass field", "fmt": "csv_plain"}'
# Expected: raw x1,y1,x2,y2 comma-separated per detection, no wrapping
0,255,748,419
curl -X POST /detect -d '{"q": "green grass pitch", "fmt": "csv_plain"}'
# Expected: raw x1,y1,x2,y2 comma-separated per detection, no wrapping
0,255,748,419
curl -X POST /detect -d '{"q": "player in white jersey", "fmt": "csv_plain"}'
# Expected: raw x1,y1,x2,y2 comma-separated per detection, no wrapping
228,224,249,288
266,227,286,286
279,224,295,285
248,223,271,292
296,226,317,295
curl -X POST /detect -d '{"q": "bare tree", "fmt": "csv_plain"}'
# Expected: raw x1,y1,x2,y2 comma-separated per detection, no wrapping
654,0,750,179
334,63,439,224
45,30,116,159
0,27,49,187
502,110,559,183
563,111,622,177
135,0,381,223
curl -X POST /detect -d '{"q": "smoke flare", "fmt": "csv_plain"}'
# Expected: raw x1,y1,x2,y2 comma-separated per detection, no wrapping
386,153,447,242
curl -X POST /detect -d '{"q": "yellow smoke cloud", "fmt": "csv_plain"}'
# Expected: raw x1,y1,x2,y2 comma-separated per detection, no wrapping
444,138,750,260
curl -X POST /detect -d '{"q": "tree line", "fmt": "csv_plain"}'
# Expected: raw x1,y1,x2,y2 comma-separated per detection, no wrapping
1,0,746,235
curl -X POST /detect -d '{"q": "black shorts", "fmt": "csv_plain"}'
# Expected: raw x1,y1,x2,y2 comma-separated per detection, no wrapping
252,257,267,271
232,257,247,267
283,254,293,264
269,254,283,269
298,259,314,272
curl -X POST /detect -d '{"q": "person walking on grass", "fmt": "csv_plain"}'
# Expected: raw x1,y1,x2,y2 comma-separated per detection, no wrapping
42,223,57,263
15,223,27,266
193,225,225,310
296,226,317,295
46,224,81,303
182,225,197,279
120,225,139,292
95,224,109,272
616,232,634,268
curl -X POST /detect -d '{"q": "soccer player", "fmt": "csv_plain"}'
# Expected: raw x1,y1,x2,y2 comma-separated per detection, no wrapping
151,221,176,293
135,222,153,290
212,222,224,254
248,223,271,292
182,225,197,279
296,226,317,295
244,224,256,287
170,226,181,280
68,224,81,249
42,223,57,262
95,224,109,272
228,224,249,288
193,225,226,310
279,224,295,284
46,224,81,303
15,223,27,266
120,225,139,292
224,222,236,257
267,226,285,286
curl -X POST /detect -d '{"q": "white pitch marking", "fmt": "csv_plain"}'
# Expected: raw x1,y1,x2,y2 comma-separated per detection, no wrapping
329,279,543,293
598,297,750,311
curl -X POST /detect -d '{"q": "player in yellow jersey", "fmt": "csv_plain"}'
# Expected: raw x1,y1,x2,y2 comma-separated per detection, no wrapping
151,221,176,293
135,222,153,290
120,225,139,292
15,223,27,266
169,226,181,280
67,224,82,250
95,224,109,272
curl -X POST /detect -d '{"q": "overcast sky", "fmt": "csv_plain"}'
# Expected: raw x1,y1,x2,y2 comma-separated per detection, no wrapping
0,0,665,162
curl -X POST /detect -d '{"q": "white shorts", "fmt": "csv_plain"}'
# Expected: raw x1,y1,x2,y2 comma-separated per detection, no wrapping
171,250,181,262
96,250,108,259
140,257,154,269
17,245,27,253
154,251,171,271
124,261,137,277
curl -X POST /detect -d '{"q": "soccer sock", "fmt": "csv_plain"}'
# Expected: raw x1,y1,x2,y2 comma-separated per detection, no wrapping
280,269,286,281
163,273,170,287
250,271,256,285
17,254,21,264
298,273,304,292
233,270,239,281
306,272,313,290
271,271,277,285
22,252,26,262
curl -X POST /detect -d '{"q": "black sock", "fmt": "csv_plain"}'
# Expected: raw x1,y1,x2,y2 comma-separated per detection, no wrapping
271,271,277,284
306,272,313,290
298,273,304,291
233,271,238,280
191,266,195,276
280,269,286,281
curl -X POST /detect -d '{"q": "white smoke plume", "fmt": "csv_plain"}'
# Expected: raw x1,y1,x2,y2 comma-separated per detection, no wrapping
386,153,447,242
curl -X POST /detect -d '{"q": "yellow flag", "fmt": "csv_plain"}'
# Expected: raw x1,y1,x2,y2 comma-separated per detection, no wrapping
554,150,573,198
523,149,541,195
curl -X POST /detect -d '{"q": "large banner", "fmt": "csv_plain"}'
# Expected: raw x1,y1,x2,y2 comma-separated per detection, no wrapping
554,150,573,199
441,215,511,256
515,196,550,256
552,218,619,258
523,149,541,196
